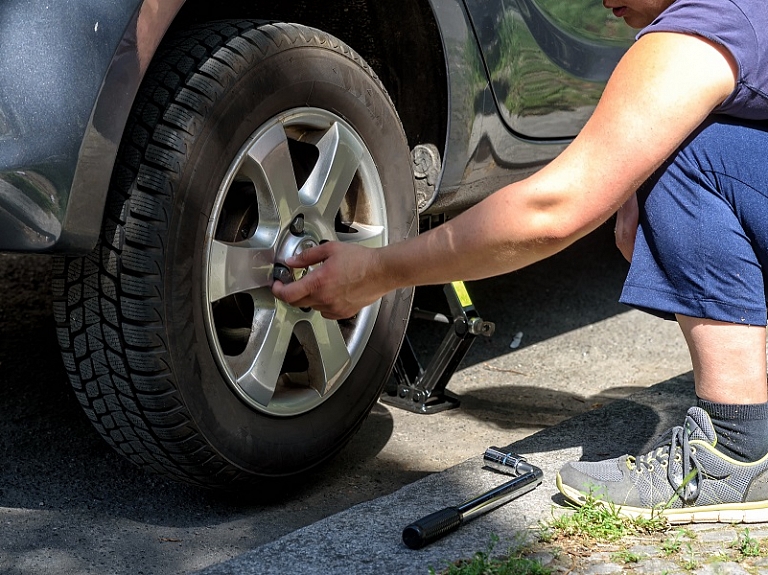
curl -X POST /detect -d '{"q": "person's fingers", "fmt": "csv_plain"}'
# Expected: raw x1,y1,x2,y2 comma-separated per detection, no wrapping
274,243,336,305
285,242,333,268
272,273,316,306
274,241,380,319
271,279,288,301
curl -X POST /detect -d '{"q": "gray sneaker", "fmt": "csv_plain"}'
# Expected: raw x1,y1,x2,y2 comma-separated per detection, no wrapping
556,407,768,523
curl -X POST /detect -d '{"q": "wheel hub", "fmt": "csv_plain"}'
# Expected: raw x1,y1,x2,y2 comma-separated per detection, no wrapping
275,231,319,283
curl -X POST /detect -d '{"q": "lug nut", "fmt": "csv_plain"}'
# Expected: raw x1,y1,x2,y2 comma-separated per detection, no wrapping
273,264,293,284
289,215,305,236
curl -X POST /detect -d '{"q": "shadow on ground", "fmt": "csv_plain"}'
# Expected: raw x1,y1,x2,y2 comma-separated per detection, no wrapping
405,221,631,368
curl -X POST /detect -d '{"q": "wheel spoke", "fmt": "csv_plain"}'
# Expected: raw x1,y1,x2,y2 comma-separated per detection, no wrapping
240,123,302,228
208,239,274,303
301,122,363,219
336,223,386,249
227,303,294,407
296,313,351,396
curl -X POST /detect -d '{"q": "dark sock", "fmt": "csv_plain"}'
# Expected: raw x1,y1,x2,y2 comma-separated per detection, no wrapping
697,398,768,462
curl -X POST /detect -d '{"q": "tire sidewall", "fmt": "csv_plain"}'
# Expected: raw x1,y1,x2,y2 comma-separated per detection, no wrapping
162,42,415,475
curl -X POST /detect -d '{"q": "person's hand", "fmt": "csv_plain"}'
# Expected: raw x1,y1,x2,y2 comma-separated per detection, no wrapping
614,193,639,262
271,241,388,320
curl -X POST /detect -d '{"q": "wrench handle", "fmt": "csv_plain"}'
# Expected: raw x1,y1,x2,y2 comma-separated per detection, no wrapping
402,507,463,550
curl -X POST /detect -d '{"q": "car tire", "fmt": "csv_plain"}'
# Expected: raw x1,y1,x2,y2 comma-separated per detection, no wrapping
51,20,416,489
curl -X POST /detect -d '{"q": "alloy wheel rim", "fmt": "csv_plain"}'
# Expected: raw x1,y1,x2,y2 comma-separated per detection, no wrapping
202,108,387,416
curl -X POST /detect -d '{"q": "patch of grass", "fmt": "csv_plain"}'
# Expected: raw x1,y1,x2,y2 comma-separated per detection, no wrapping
660,527,695,557
678,527,697,540
429,534,551,575
680,542,699,571
660,538,681,556
611,549,643,564
731,528,763,558
542,492,669,542
660,531,683,556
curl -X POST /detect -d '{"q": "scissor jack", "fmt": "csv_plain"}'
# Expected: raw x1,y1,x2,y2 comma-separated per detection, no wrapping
381,281,495,414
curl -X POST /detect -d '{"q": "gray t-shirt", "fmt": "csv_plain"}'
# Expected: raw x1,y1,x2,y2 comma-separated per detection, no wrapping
637,0,768,120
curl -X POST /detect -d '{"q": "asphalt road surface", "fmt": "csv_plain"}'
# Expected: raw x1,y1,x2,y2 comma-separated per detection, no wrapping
0,223,692,574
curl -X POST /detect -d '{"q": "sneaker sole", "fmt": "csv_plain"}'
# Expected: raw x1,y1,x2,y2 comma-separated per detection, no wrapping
556,472,768,524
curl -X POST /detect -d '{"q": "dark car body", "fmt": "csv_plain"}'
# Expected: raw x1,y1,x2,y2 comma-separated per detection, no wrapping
0,0,636,487
0,0,633,254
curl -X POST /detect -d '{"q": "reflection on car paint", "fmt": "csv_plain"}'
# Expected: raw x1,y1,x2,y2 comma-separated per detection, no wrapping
463,0,634,139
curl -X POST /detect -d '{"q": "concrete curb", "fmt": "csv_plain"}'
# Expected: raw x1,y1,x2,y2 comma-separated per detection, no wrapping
194,374,696,575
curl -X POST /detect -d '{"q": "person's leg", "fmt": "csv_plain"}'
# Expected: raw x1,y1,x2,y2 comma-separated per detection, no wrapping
557,118,768,523
677,316,767,404
677,315,768,463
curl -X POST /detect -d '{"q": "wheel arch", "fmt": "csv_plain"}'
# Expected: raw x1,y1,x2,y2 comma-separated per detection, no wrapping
61,0,186,253
171,0,449,185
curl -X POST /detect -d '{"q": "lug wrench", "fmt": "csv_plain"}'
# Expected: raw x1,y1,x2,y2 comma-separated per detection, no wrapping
402,448,543,550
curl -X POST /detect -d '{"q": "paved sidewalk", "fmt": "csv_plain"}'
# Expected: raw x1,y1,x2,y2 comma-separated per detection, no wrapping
194,373,768,574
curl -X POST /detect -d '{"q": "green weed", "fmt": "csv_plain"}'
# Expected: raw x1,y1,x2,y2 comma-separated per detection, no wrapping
731,528,762,558
660,533,682,556
660,527,695,556
429,534,551,575
680,542,698,571
543,492,669,542
611,549,643,564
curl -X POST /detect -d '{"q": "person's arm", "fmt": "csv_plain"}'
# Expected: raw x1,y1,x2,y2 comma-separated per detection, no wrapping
273,32,737,319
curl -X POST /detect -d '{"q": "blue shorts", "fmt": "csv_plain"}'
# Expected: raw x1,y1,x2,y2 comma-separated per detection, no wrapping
620,117,768,326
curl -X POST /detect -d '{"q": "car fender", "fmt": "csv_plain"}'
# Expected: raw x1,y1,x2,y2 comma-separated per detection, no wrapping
0,0,184,253
423,0,571,215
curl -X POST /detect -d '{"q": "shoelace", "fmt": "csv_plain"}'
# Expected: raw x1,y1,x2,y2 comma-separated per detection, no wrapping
626,419,703,503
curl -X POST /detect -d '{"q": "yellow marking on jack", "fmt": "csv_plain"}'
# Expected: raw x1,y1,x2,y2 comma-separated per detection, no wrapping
451,281,473,309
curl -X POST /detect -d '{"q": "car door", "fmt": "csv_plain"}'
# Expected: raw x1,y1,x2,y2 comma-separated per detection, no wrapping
463,0,635,139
